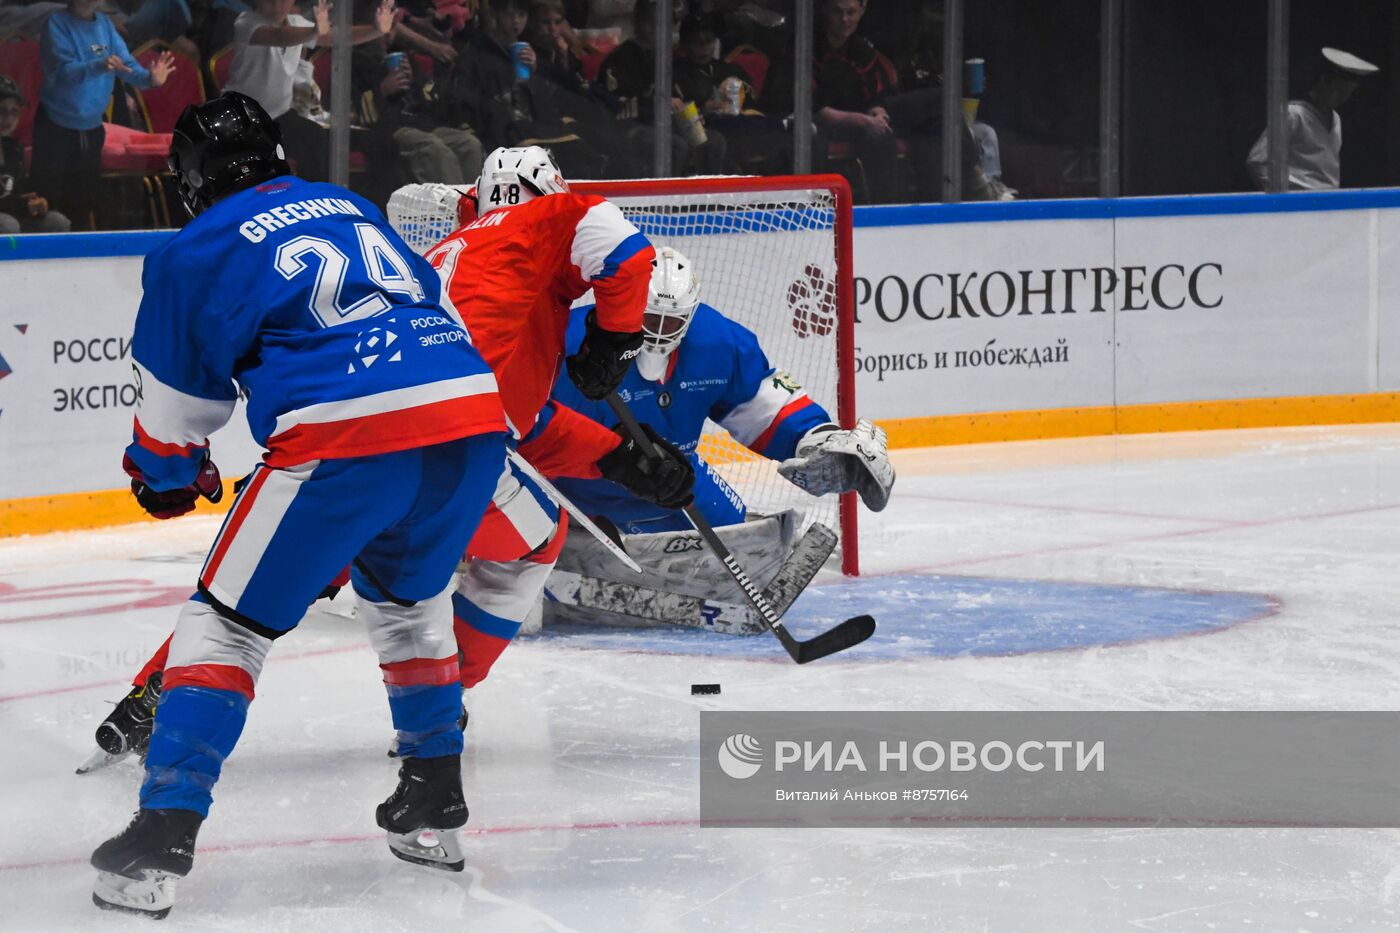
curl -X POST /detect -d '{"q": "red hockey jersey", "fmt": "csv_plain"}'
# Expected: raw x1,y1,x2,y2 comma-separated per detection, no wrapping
425,191,655,477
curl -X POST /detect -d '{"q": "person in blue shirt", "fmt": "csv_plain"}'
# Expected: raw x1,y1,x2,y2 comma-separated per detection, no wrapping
89,92,511,919
552,246,894,535
31,0,175,226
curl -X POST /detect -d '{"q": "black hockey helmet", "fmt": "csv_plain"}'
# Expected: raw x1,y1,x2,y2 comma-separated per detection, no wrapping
168,91,291,218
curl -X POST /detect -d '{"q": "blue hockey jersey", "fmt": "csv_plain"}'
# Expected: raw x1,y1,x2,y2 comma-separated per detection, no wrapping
126,176,506,491
550,302,831,523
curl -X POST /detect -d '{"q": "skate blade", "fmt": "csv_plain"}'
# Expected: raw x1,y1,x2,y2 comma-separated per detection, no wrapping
93,869,176,919
76,746,129,775
386,828,465,872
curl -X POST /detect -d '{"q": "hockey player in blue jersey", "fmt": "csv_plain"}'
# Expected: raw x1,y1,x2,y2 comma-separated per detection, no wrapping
551,246,894,535
90,92,512,918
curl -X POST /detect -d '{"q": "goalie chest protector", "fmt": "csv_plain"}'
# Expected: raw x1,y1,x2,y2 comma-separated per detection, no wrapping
555,302,830,462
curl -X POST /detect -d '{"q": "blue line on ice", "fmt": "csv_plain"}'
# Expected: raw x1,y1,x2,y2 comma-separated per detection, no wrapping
540,573,1280,660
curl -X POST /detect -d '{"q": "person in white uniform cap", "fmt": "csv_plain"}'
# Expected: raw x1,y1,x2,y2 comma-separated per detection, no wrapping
1246,46,1379,191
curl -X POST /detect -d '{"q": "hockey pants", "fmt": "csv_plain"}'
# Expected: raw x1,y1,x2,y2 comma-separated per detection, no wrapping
452,457,568,688
140,434,506,818
131,455,565,718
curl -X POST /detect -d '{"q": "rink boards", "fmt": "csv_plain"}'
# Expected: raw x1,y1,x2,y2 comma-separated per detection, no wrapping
3,188,1400,532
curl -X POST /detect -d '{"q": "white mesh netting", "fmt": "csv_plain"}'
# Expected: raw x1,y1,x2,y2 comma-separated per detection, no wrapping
387,181,850,564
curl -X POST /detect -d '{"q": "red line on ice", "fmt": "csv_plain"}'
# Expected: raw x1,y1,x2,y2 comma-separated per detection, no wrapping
0,643,370,704
0,817,701,873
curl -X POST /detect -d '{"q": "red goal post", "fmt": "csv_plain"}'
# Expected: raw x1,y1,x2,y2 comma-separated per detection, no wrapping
388,174,860,575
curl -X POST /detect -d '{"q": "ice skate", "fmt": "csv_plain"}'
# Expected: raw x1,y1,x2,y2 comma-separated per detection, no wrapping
90,807,201,919
387,701,468,758
77,673,163,775
376,755,469,871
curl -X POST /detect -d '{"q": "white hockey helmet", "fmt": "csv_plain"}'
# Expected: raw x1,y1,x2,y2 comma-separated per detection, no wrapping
475,145,568,215
643,246,702,356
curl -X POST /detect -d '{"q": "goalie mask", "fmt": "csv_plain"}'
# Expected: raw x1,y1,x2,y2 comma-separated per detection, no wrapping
475,145,567,215
638,247,701,381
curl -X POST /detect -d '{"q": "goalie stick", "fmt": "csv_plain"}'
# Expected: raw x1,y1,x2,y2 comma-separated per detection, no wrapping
605,394,875,663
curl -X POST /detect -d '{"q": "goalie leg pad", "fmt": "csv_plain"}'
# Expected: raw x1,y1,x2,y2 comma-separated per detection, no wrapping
555,509,800,602
544,518,837,634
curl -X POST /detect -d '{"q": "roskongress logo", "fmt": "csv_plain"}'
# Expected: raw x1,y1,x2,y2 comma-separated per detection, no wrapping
718,733,763,779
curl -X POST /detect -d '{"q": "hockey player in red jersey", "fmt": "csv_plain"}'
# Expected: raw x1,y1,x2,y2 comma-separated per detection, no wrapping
429,145,693,690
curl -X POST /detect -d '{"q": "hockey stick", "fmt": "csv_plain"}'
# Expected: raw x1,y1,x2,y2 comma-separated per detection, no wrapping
505,448,642,574
605,393,875,664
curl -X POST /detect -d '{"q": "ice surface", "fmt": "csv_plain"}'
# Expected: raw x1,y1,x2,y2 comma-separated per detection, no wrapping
4,424,1400,931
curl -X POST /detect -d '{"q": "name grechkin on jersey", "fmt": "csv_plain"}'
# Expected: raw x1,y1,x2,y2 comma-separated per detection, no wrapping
236,195,367,243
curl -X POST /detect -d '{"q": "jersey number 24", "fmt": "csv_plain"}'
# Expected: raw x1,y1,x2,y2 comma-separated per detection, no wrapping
275,222,426,329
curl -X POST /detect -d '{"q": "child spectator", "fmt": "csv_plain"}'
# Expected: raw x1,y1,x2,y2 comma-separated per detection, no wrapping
527,0,641,174
599,0,726,175
0,75,71,233
528,0,591,100
32,0,174,227
673,11,784,173
225,0,393,181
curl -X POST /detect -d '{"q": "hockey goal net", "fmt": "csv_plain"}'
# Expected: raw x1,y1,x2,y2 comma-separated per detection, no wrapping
387,175,859,575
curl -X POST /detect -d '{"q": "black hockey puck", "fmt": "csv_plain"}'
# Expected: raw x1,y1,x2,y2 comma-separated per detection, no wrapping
691,683,721,695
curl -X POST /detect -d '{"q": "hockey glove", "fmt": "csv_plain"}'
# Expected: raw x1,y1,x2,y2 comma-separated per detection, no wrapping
123,452,224,520
777,419,894,511
597,423,695,510
565,310,643,400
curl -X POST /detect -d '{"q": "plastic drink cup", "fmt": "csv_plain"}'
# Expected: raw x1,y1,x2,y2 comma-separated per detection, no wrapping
721,76,744,114
384,51,407,73
961,96,980,126
674,100,707,145
964,57,985,96
510,42,532,81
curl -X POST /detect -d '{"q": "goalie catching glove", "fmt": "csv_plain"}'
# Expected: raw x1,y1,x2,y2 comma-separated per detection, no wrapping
597,422,695,510
566,310,644,400
123,452,224,520
777,419,894,511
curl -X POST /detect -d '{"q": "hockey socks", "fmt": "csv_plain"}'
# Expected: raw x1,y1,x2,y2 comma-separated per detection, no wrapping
140,686,251,817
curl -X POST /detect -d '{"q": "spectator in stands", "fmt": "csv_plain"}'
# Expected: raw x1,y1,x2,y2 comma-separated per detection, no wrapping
453,0,615,176
673,11,784,173
32,0,175,227
528,0,650,179
225,0,393,181
530,0,629,117
352,7,484,191
1246,47,1379,191
811,0,986,203
529,0,592,100
599,0,725,175
0,74,71,233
